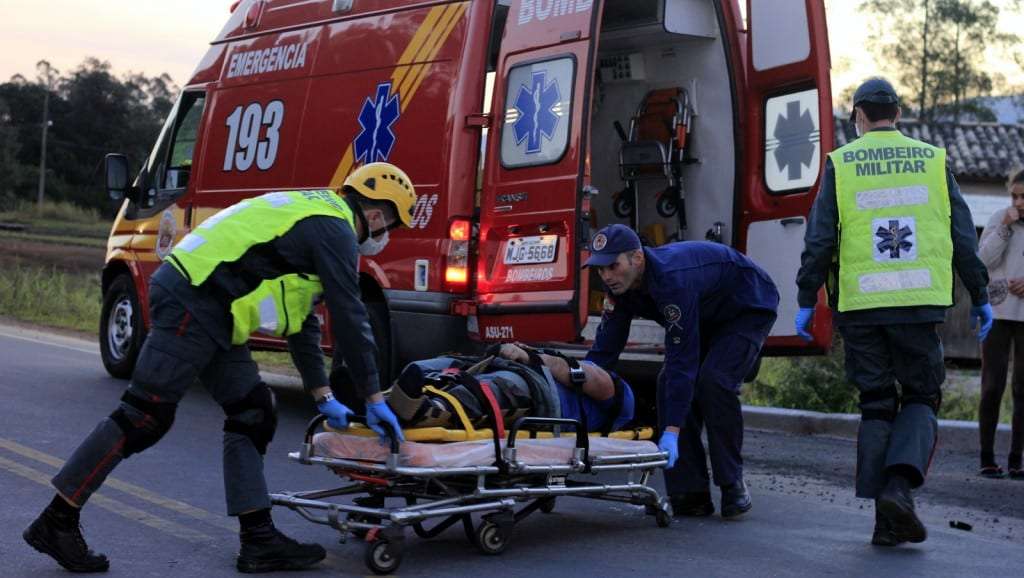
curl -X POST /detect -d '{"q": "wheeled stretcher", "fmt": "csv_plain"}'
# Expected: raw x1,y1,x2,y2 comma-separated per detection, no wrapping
270,415,672,575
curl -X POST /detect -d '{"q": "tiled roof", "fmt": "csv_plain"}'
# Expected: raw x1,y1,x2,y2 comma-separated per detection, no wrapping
833,117,1024,182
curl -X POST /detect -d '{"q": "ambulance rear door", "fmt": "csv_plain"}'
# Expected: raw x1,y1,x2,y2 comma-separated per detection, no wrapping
739,0,833,351
473,0,602,343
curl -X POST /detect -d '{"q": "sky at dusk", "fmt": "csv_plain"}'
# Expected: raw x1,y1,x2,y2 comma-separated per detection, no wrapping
0,0,1021,101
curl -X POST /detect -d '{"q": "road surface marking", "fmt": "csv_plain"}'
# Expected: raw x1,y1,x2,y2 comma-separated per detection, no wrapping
0,454,212,543
0,437,236,532
0,330,97,356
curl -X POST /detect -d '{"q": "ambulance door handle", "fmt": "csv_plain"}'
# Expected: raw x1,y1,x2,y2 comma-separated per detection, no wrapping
332,0,354,13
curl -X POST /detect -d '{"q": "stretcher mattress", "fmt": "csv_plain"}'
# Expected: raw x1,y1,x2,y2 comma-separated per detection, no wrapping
313,431,659,469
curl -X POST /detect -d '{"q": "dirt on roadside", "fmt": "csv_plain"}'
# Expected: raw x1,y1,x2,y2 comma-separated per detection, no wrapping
0,238,106,274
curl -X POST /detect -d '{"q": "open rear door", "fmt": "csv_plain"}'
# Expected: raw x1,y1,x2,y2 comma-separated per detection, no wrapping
739,0,833,351
472,0,602,343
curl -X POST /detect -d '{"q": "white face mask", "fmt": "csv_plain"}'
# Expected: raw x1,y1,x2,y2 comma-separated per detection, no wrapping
359,229,389,256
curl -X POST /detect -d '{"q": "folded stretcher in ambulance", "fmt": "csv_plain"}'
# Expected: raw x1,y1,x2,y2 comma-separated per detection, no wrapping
270,354,672,575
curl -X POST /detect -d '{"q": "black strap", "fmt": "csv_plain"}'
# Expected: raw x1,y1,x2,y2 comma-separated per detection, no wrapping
859,385,899,404
861,408,897,422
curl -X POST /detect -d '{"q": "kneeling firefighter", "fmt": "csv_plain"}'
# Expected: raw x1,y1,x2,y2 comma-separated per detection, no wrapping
23,163,414,573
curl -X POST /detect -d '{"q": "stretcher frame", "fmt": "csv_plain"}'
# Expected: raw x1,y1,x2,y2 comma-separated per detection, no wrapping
270,415,673,575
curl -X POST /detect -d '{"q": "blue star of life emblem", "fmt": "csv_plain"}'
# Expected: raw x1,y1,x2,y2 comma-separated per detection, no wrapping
354,82,401,163
513,71,561,154
876,219,914,259
773,100,816,180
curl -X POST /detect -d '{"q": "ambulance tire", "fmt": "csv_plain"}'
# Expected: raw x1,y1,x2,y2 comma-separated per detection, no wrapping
365,300,394,386
100,274,145,379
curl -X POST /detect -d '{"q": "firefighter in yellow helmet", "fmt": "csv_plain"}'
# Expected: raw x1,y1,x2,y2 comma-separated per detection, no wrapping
25,163,416,574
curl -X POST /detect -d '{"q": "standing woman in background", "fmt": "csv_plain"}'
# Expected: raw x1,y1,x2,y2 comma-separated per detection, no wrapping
976,167,1024,480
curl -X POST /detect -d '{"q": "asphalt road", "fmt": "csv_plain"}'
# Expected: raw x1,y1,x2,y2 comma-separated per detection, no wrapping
1,323,1022,577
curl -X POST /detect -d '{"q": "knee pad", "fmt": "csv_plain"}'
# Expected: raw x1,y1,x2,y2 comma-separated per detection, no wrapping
859,385,899,422
223,384,277,455
109,391,177,458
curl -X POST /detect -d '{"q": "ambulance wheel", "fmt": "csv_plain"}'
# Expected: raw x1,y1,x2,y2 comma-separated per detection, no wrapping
656,193,677,218
365,538,402,575
612,192,634,219
539,498,556,514
100,274,144,379
475,521,510,555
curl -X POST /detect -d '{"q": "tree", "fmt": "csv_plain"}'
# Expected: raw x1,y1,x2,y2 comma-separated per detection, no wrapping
0,97,28,210
859,0,1018,121
0,58,179,214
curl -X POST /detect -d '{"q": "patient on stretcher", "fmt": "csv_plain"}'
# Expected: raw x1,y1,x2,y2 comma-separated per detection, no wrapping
384,344,635,434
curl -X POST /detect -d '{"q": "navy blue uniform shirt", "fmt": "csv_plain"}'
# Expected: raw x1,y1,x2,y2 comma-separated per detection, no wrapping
585,242,779,428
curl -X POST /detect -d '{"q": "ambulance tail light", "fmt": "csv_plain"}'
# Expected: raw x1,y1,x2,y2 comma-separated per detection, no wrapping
446,219,471,287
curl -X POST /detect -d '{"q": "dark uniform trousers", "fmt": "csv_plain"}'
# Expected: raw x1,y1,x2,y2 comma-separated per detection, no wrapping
52,282,272,516
663,311,776,494
839,322,943,498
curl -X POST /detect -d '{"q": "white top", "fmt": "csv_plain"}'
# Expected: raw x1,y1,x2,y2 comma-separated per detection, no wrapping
978,207,1024,321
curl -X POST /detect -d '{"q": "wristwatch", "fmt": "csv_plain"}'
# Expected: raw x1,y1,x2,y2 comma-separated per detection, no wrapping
315,391,335,405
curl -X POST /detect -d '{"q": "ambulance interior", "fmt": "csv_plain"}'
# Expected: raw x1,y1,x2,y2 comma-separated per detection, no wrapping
585,0,737,316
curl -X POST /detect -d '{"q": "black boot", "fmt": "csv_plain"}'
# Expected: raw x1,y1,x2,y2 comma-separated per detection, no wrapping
23,509,109,573
670,491,714,517
237,522,326,573
876,474,926,544
720,480,753,518
870,504,903,547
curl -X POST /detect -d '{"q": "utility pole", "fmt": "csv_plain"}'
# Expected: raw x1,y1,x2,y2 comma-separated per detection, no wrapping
36,60,56,208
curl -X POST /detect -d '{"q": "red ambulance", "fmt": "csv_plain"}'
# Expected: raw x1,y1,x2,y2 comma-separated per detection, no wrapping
100,0,833,382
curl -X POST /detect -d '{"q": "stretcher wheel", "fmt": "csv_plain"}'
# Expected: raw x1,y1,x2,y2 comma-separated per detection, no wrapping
612,190,635,218
539,498,556,514
475,521,510,555
365,539,402,575
655,192,677,218
655,509,671,528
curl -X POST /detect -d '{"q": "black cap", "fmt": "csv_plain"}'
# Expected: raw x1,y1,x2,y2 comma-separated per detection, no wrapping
850,77,899,122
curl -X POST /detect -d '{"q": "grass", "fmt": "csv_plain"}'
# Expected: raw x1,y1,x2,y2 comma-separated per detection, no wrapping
0,200,112,241
743,348,1014,425
0,263,102,333
0,230,108,248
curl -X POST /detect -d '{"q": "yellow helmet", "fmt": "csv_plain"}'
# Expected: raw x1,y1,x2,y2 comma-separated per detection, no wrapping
343,162,417,228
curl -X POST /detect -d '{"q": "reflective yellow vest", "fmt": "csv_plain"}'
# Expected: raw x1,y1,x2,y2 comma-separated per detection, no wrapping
167,190,355,344
830,130,953,312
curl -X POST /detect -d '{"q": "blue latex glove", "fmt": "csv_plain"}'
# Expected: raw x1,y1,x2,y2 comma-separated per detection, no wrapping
317,397,354,430
971,303,994,342
366,401,405,444
795,307,815,341
658,431,679,469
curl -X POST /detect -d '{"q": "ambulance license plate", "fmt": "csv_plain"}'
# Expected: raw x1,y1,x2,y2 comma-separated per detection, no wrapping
503,235,558,265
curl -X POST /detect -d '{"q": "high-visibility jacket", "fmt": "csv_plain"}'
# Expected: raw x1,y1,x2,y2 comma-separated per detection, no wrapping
167,190,355,344
830,130,952,312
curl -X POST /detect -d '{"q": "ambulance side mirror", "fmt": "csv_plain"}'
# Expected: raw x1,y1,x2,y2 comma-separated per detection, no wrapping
104,153,134,202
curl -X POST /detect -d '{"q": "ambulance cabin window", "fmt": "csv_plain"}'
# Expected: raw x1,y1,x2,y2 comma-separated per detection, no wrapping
163,94,206,191
135,91,206,213
500,57,574,169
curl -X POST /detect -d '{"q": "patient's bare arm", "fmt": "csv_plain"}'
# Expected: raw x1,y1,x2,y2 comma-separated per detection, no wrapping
496,344,615,402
